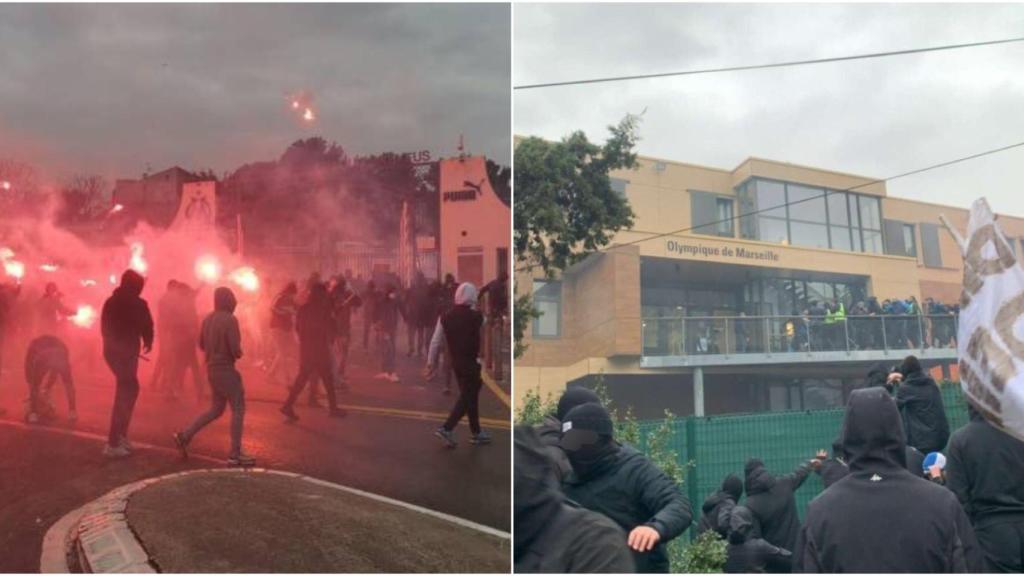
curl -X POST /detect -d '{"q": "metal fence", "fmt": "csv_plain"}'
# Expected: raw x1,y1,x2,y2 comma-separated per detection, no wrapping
634,383,968,540
643,314,960,357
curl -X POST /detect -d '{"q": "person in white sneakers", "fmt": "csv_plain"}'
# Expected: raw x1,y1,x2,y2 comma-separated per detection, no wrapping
24,335,76,424
426,282,490,448
173,287,254,467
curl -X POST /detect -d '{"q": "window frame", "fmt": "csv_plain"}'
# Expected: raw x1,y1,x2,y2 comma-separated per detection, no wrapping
532,279,563,339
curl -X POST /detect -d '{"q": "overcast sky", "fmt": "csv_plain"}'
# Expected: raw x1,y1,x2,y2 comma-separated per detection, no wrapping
515,3,1024,216
0,3,510,183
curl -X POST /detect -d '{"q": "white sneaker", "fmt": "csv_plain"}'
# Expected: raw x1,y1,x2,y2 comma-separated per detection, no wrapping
119,437,134,451
103,444,131,458
388,373,401,383
68,411,78,423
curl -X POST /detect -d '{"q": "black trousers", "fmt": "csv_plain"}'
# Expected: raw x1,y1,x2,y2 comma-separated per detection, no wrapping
443,369,482,434
285,356,337,410
105,352,140,447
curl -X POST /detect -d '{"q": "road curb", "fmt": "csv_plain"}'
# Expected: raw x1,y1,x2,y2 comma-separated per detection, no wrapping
40,468,510,573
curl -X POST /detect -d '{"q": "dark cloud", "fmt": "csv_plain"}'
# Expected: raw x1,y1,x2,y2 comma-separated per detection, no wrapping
515,3,1024,215
0,3,510,182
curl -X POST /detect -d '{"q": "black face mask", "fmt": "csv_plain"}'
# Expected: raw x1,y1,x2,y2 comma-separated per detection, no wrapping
566,436,619,480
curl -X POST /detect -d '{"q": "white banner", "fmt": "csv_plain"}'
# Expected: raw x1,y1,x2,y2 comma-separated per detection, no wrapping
955,198,1024,441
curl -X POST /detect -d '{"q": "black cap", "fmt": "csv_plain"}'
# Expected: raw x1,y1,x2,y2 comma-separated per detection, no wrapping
561,402,613,437
556,387,601,421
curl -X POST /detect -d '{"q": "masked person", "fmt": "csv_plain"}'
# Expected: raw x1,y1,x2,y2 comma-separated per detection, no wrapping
329,276,361,389
24,335,75,424
946,403,1024,572
36,282,74,337
267,282,298,387
533,387,602,482
280,282,345,421
561,402,692,573
173,287,254,466
514,426,634,573
428,282,490,447
100,270,154,458
894,355,950,455
697,474,743,538
812,441,849,489
794,387,983,573
743,455,819,572
374,285,401,383
726,506,792,574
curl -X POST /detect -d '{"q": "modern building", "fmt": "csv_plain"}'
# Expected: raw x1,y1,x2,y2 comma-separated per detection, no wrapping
516,152,1024,419
439,155,511,287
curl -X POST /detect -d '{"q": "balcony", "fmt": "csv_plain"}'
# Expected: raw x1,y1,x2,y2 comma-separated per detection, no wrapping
641,314,960,368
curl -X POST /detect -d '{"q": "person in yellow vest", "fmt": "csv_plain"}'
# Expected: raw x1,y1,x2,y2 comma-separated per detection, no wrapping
833,300,847,350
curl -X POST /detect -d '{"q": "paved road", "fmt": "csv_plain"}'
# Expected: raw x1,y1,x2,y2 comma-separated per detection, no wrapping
0,335,510,572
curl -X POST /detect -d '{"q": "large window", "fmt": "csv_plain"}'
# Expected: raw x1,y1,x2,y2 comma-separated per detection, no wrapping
532,280,562,338
902,224,917,257
716,198,734,237
737,178,885,254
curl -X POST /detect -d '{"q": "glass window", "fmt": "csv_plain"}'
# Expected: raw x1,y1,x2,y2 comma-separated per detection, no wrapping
848,194,861,228
807,281,835,303
827,191,849,226
862,230,883,253
716,198,734,237
755,180,787,218
757,216,789,244
902,224,917,257
790,221,829,249
610,178,628,197
859,195,882,230
787,184,827,222
532,280,561,338
830,226,853,251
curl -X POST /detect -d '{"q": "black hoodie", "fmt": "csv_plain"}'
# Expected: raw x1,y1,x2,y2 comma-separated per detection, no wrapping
697,474,743,537
514,427,633,573
726,506,792,573
743,458,811,558
564,444,693,573
896,368,950,454
100,270,154,359
794,388,983,573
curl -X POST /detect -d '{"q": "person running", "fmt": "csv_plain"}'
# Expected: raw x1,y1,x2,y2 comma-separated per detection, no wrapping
100,270,154,458
267,281,299,387
697,474,743,538
24,335,75,424
794,387,982,572
173,287,254,466
329,275,361,389
560,402,692,573
428,282,490,447
374,285,401,382
148,280,178,394
725,506,792,574
514,426,634,573
280,282,346,421
946,403,1024,572
743,455,819,572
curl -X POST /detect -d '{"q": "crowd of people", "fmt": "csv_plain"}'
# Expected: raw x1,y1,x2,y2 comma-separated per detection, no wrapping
0,264,508,464
515,354,1024,573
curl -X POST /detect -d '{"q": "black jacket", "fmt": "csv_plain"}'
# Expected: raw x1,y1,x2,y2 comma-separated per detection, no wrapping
564,444,693,573
515,427,634,574
726,506,791,573
744,459,811,555
815,459,848,489
696,481,740,538
101,277,154,359
794,388,983,573
896,370,950,454
534,414,572,482
946,407,1024,530
295,292,335,362
440,305,483,378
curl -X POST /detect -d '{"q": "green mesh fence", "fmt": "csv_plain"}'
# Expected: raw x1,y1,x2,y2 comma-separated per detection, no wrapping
635,382,969,541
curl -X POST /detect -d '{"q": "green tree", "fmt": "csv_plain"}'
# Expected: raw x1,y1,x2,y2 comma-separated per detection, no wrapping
513,115,641,356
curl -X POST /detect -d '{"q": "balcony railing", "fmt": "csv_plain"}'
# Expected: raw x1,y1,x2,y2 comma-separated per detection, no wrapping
642,314,960,358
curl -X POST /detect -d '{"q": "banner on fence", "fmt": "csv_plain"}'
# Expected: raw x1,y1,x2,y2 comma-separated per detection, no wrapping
951,198,1024,441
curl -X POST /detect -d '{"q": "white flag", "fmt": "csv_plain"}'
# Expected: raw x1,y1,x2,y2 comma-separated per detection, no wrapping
956,198,1024,441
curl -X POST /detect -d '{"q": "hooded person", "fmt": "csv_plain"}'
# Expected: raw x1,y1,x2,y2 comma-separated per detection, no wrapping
725,505,792,574
743,455,816,571
533,387,602,482
24,335,75,424
374,285,402,383
697,474,743,537
280,282,345,421
428,282,490,447
100,269,154,458
946,403,1024,572
894,355,950,454
561,402,692,573
862,362,895,392
173,287,254,466
514,426,634,573
794,387,983,573
814,438,849,489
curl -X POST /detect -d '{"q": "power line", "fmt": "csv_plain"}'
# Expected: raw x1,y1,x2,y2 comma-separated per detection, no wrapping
517,139,1024,272
515,36,1024,90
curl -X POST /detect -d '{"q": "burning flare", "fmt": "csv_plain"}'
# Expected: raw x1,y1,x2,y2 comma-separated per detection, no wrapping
110,204,124,214
70,305,97,328
195,254,222,284
80,279,97,288
40,264,59,273
129,242,148,275
1,181,10,191
229,266,260,292
1,247,24,280
303,108,315,122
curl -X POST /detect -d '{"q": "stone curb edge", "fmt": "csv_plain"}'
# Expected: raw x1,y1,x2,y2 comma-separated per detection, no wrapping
41,468,510,573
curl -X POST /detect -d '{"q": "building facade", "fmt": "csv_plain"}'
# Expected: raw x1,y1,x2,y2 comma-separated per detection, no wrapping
439,155,511,287
517,153,1024,419
112,166,201,228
